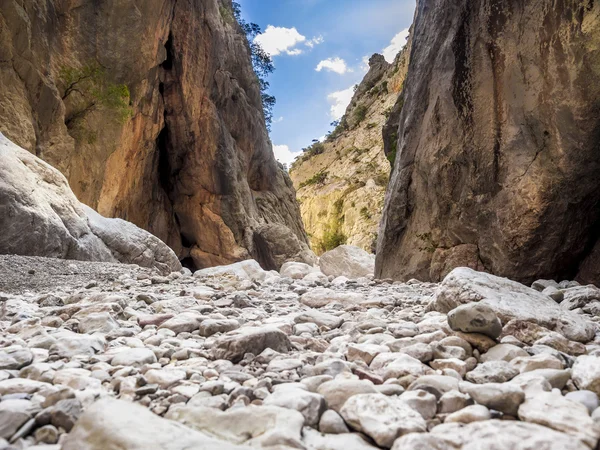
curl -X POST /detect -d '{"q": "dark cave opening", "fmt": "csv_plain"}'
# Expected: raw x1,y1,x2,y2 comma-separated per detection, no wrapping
161,33,175,71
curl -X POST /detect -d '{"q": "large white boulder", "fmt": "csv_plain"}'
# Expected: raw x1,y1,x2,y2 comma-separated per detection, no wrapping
193,259,268,282
319,245,375,279
433,268,596,342
62,399,249,449
0,134,181,274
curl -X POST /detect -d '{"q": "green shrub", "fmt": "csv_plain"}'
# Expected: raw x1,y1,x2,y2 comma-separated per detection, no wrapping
299,170,328,188
374,172,389,187
360,207,372,220
366,122,378,130
353,104,368,125
60,63,131,142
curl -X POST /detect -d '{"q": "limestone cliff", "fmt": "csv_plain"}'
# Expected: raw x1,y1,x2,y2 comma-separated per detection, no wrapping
377,0,600,284
290,46,410,254
0,0,309,270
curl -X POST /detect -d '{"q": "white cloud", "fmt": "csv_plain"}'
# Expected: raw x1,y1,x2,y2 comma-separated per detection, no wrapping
359,55,370,73
382,28,410,63
254,26,306,56
327,85,355,120
306,35,324,48
273,144,301,166
316,57,351,75
274,116,284,124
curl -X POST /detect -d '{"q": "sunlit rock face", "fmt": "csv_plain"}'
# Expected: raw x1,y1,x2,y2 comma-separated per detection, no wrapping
0,0,308,270
377,0,600,284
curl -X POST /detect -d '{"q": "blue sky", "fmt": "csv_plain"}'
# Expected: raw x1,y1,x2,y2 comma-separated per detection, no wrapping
236,0,416,165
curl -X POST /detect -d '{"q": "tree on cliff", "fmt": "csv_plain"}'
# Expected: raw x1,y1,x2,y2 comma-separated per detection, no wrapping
231,1,276,131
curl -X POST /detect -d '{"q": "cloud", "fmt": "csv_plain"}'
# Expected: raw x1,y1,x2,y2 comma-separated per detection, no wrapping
254,26,306,56
359,55,370,73
274,116,284,124
305,35,324,48
316,57,351,75
273,144,301,166
382,28,410,63
327,85,355,120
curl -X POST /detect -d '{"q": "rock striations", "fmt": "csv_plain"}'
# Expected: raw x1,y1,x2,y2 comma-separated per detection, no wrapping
377,0,600,284
290,45,411,254
0,0,309,271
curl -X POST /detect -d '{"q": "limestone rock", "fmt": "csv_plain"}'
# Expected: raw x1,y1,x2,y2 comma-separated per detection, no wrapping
376,0,600,285
572,355,600,396
432,268,595,342
166,405,304,448
459,381,525,416
393,420,589,450
62,399,248,449
340,393,426,447
213,327,291,363
447,302,502,339
0,135,181,275
319,246,375,279
518,392,600,448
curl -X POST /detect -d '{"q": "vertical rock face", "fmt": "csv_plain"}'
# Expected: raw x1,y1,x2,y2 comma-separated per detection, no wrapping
377,0,600,283
290,48,411,254
0,0,308,270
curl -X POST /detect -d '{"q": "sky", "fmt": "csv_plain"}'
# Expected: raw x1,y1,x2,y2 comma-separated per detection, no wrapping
236,0,416,166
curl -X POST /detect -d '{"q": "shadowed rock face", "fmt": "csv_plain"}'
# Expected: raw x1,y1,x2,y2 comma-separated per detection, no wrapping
377,0,600,284
0,0,308,271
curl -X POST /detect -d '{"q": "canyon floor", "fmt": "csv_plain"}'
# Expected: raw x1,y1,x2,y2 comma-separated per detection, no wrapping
1,254,600,449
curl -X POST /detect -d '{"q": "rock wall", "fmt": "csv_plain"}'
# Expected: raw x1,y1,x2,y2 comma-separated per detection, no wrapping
0,0,309,270
290,47,410,254
377,0,600,284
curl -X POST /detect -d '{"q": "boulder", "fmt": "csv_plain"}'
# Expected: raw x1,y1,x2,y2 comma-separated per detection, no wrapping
0,134,181,275
433,268,595,342
319,245,375,279
213,327,291,363
61,399,248,449
251,223,317,271
447,302,502,339
166,405,304,448
392,420,588,450
572,355,600,396
340,393,426,447
193,260,268,282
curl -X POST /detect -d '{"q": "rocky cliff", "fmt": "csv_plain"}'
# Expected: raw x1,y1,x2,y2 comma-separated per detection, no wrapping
0,0,309,270
290,46,410,254
377,0,600,284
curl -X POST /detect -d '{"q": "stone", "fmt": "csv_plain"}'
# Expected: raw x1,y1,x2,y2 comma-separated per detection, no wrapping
213,327,291,363
62,399,247,449
399,390,437,420
166,405,305,448
295,310,343,330
77,313,119,334
518,392,600,448
340,393,426,447
438,390,474,414
48,331,105,359
561,285,600,310
144,369,187,389
34,425,59,444
445,404,491,424
392,420,589,450
303,428,379,450
159,312,203,334
0,347,33,370
199,319,240,337
317,380,377,412
110,348,157,367
346,343,388,365
300,288,364,308
459,381,525,416
194,260,268,282
447,303,502,339
0,400,32,440
480,344,528,363
318,410,350,434
264,388,326,427
572,356,600,396
565,390,600,414
466,361,518,384
0,135,181,274
280,262,319,280
319,246,375,279
250,223,317,271
431,269,595,343
511,369,571,390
